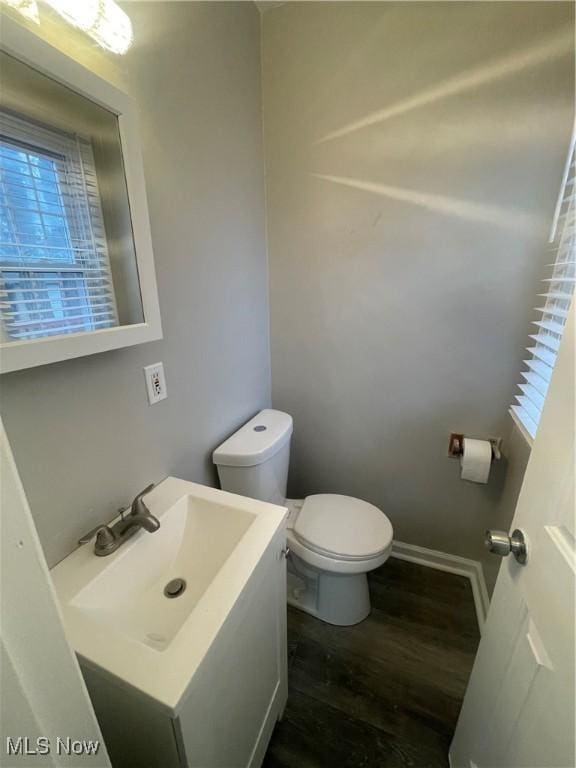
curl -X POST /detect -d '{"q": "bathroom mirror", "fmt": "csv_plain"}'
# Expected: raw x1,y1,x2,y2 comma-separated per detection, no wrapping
0,17,162,373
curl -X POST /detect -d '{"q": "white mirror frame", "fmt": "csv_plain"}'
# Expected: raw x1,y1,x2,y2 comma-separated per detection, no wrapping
0,15,162,373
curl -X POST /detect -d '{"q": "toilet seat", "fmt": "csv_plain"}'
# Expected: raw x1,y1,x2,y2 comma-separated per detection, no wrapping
293,494,393,561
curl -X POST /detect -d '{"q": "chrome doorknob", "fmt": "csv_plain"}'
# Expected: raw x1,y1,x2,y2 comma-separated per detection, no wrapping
485,529,527,565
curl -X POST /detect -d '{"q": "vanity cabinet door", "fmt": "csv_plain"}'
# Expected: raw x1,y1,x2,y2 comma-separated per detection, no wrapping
175,525,288,768
81,663,182,768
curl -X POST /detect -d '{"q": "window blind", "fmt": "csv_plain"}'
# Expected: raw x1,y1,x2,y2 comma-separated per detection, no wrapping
511,137,575,440
0,109,118,341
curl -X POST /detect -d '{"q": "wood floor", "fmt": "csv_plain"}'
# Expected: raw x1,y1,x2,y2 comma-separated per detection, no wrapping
263,558,480,768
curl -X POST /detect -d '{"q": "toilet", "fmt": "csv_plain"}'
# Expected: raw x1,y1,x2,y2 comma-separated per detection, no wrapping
213,409,393,626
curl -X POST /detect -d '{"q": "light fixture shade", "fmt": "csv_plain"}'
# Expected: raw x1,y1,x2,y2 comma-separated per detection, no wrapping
44,0,133,54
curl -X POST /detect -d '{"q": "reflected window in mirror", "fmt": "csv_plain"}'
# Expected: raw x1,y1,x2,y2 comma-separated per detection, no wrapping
0,109,118,340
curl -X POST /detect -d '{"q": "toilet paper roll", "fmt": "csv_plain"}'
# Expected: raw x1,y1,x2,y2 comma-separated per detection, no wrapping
460,438,492,484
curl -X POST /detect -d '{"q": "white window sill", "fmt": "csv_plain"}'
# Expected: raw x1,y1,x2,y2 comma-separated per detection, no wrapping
508,408,534,450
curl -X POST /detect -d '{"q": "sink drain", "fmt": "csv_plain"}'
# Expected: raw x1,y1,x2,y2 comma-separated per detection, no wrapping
164,578,186,598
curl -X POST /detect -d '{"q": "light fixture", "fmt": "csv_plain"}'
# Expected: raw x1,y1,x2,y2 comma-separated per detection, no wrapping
42,0,133,54
1,0,40,23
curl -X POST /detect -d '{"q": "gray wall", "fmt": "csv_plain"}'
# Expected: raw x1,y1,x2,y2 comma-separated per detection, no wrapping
262,1,574,589
0,2,270,567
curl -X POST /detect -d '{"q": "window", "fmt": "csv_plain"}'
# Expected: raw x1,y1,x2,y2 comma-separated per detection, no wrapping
0,109,118,341
511,138,575,440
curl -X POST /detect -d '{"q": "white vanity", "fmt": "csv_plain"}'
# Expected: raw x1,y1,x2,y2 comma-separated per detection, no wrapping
51,478,288,768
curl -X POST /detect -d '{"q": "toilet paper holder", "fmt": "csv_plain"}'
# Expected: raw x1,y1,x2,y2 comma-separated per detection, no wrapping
448,433,502,461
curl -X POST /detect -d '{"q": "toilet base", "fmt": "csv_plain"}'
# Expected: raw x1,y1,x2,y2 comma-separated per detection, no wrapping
286,553,371,626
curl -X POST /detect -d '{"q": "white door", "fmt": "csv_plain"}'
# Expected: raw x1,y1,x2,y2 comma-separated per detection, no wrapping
450,305,575,768
0,420,111,767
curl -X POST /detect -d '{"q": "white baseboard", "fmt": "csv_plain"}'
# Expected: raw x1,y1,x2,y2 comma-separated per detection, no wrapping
390,540,490,633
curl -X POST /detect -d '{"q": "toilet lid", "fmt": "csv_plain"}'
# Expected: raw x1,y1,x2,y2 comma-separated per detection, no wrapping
293,494,393,560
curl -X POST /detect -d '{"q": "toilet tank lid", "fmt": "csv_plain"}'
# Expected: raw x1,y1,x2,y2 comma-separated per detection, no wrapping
213,409,293,467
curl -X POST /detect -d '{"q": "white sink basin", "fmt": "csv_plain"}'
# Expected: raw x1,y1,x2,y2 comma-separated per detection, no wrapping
51,477,287,712
71,493,255,650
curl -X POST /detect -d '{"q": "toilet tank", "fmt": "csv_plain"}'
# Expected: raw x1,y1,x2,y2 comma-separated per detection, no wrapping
213,409,293,505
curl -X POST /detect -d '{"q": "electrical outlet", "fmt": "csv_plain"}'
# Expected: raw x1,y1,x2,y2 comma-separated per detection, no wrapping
143,362,167,405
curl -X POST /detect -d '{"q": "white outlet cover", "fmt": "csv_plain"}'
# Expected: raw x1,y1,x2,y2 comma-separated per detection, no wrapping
143,362,167,405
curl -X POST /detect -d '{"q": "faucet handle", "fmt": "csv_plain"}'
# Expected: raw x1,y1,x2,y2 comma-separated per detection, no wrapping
94,525,118,556
78,523,115,546
130,483,155,515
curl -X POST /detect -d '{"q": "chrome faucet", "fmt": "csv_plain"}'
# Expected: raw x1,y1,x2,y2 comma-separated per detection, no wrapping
79,483,160,557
